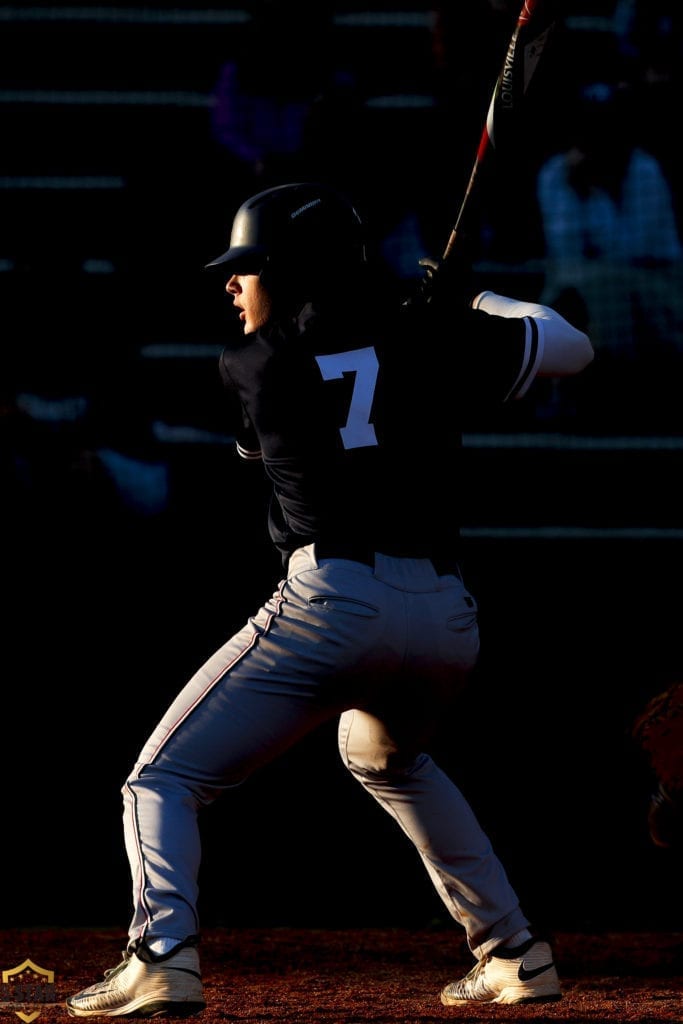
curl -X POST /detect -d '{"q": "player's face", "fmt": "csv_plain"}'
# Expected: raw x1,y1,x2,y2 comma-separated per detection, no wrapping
226,273,273,334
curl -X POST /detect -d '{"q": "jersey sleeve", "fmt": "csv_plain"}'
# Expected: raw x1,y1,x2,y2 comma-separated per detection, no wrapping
470,292,544,399
472,290,593,379
235,419,262,460
219,347,263,460
500,315,543,400
440,304,542,405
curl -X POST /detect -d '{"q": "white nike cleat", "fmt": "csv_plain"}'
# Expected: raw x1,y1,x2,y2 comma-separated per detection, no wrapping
66,943,205,1017
440,937,562,1006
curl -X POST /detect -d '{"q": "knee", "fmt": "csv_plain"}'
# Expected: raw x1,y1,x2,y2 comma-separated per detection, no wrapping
121,763,219,807
342,737,396,777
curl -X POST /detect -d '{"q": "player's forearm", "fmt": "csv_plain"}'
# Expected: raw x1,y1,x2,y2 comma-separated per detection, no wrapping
472,290,594,376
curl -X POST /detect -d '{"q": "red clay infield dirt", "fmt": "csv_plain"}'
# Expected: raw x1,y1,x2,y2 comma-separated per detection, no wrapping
1,926,681,1023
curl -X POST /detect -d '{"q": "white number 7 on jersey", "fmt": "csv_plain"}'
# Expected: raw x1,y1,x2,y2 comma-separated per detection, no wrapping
315,346,379,450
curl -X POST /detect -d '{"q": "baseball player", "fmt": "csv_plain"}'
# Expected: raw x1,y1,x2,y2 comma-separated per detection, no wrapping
67,181,594,1016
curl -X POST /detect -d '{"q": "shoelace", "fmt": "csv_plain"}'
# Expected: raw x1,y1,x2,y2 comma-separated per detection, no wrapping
456,956,491,990
103,954,130,980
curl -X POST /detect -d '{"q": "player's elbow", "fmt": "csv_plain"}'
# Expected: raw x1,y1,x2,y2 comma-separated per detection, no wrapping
539,324,594,376
567,329,594,373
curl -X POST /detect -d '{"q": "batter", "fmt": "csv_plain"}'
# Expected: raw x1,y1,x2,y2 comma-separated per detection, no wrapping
67,182,593,1016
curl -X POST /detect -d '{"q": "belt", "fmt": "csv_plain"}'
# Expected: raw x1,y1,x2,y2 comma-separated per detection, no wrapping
314,542,461,579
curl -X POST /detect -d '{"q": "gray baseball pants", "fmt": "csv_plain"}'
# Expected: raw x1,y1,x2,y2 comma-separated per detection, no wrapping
122,544,530,960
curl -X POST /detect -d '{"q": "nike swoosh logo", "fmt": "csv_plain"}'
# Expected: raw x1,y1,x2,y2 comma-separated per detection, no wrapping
518,961,555,982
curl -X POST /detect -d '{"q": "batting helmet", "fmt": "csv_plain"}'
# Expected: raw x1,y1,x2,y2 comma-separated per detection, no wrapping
205,182,367,276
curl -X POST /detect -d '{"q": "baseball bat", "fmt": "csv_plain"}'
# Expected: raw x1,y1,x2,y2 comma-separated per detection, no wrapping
441,0,558,263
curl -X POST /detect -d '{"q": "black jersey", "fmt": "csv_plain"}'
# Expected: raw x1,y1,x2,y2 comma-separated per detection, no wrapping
219,296,539,568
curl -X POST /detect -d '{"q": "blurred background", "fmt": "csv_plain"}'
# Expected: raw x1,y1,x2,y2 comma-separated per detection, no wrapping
2,0,682,933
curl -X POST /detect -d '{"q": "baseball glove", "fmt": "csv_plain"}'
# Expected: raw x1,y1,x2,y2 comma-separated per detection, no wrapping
632,681,683,847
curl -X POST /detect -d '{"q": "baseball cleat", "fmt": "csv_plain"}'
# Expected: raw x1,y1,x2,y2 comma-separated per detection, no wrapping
66,944,205,1017
440,937,562,1006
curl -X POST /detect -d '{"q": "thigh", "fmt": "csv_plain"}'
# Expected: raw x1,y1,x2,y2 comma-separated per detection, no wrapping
134,586,345,790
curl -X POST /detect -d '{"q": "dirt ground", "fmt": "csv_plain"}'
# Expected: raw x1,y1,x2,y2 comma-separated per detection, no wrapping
1,926,681,1023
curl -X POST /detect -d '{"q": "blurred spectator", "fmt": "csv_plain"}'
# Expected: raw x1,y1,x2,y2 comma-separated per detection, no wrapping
538,80,681,265
209,0,334,188
623,2,683,233
536,79,683,364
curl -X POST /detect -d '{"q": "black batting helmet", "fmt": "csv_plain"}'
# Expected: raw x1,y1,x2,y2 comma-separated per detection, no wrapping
205,181,367,276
